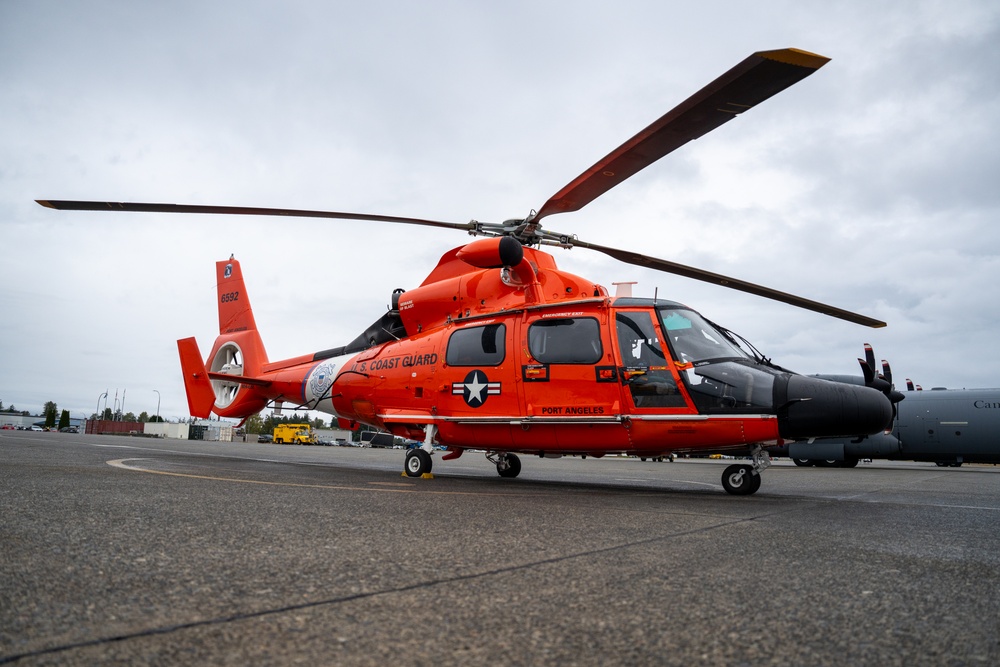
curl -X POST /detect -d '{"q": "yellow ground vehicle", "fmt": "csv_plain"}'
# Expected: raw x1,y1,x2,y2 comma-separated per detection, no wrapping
272,423,315,445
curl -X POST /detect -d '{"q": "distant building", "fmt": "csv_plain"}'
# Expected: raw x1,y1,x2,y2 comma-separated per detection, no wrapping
0,413,84,429
143,422,191,440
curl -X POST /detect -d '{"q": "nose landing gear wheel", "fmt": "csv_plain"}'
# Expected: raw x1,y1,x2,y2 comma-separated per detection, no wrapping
496,453,521,478
722,464,761,495
405,449,433,477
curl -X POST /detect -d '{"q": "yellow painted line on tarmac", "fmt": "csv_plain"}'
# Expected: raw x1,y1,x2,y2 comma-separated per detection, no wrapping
106,458,526,497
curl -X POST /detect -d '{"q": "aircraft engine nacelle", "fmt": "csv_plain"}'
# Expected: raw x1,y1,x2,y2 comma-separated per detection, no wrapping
778,375,893,439
842,432,902,458
782,432,901,461
455,236,524,268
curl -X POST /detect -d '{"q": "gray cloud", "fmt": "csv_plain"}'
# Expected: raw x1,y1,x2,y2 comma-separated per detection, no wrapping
2,1,998,421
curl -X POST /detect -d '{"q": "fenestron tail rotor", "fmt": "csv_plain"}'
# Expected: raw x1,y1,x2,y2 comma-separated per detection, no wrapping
35,47,886,329
209,341,245,409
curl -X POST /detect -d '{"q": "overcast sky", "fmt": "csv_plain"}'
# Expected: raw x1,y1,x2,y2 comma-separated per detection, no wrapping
2,1,998,422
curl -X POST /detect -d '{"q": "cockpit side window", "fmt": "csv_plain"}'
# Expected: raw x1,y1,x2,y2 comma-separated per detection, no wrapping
616,311,667,366
615,311,685,408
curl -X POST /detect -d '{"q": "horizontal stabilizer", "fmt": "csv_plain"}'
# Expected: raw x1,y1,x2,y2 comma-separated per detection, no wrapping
207,372,272,387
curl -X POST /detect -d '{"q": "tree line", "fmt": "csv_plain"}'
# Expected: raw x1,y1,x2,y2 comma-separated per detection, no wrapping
2,399,168,428
243,412,331,435
1,400,72,429
3,398,334,435
0,400,29,416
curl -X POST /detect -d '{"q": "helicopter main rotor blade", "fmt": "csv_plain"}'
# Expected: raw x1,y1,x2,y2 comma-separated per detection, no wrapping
533,48,829,222
35,200,476,233
575,239,886,328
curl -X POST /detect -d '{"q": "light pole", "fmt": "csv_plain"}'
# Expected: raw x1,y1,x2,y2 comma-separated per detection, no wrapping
96,391,107,421
153,390,160,422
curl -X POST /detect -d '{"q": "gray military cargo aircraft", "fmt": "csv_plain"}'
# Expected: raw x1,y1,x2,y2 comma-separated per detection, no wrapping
769,346,1000,467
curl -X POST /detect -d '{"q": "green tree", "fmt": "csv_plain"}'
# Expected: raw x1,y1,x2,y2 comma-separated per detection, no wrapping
44,401,58,428
244,412,264,434
58,410,70,430
101,407,113,420
123,412,137,423
260,412,311,434
138,411,149,422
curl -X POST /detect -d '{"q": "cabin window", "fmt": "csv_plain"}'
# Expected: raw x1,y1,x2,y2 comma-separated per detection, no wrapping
528,317,602,364
446,323,506,366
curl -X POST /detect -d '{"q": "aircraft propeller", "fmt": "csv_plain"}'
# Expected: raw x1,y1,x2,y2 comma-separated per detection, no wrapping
36,48,886,329
858,343,905,409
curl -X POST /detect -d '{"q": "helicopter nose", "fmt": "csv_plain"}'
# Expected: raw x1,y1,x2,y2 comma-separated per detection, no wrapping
777,375,893,440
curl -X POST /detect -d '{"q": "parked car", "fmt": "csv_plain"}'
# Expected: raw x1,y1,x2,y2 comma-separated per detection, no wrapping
59,427,79,433
257,434,273,443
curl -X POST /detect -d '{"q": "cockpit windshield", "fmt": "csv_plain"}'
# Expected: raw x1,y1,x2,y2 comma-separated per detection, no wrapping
658,306,776,412
658,307,750,364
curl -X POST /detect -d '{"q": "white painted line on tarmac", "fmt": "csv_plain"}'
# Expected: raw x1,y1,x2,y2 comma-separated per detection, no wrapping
106,458,531,498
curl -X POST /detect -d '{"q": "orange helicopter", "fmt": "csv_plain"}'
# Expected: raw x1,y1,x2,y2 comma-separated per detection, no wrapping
39,48,896,495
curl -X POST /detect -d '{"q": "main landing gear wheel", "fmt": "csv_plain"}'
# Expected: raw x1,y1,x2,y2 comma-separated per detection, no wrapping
404,449,433,477
496,453,521,478
722,464,761,495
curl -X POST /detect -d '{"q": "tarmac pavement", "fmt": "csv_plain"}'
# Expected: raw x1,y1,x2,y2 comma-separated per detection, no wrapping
2,431,999,665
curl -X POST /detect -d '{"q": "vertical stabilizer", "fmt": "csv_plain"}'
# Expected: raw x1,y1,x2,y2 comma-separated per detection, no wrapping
176,256,271,420
217,256,258,334
177,337,215,418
